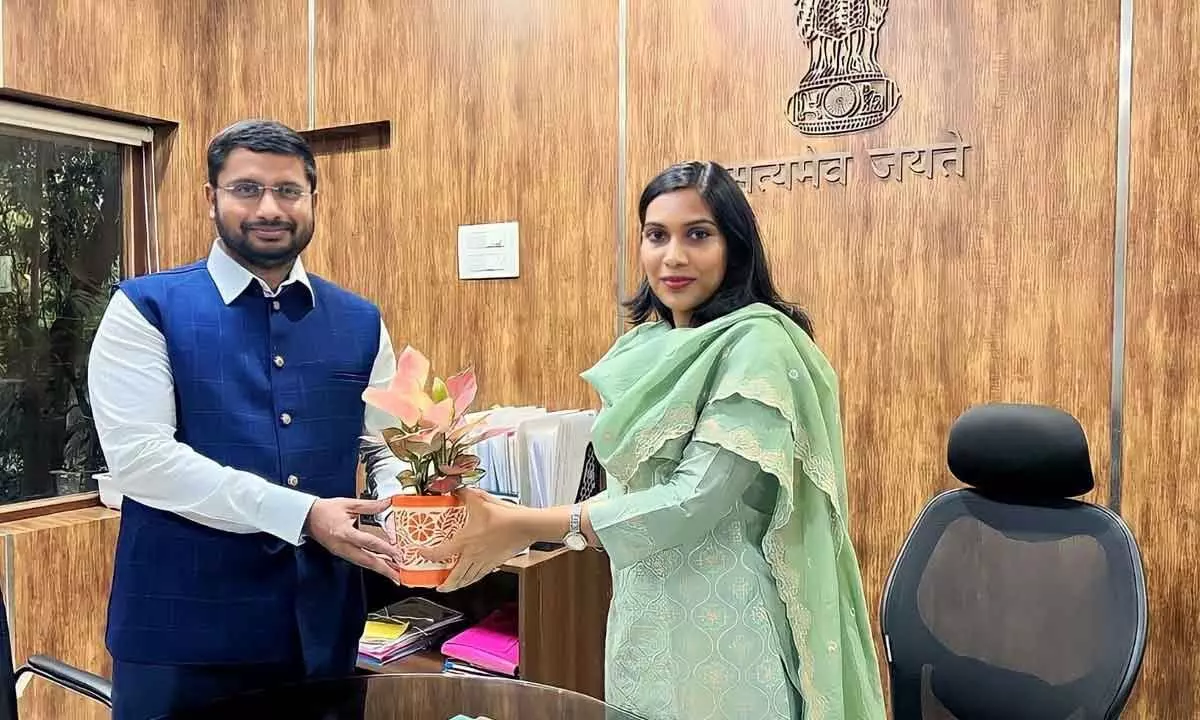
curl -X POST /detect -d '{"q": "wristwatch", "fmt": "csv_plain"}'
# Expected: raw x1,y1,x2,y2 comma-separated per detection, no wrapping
562,504,587,551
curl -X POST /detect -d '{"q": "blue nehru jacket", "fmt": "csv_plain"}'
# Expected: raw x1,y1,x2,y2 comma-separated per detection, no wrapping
106,259,380,672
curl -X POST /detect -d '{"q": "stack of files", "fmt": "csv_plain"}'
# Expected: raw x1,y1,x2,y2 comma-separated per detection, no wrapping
441,657,509,678
517,410,595,508
470,407,596,509
468,407,539,498
439,603,520,677
357,596,464,668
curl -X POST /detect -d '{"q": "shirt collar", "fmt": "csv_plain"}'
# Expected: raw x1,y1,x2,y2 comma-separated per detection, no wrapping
206,239,314,306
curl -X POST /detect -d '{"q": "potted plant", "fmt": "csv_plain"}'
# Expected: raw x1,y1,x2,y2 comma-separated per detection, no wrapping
362,345,504,587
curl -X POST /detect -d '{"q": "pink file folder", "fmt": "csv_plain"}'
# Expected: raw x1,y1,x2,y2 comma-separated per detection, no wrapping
440,603,520,676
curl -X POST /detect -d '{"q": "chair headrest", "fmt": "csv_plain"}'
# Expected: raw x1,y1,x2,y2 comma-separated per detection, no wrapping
947,403,1094,499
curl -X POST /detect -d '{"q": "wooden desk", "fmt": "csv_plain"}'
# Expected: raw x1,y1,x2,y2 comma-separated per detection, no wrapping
164,673,644,720
359,527,612,699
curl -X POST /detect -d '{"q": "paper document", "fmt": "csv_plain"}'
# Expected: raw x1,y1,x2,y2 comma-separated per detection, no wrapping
468,406,597,508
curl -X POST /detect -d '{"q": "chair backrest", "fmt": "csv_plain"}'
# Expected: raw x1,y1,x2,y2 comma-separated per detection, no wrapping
879,403,1147,720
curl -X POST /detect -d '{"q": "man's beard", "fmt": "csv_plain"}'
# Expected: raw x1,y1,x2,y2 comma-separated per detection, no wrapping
215,214,313,270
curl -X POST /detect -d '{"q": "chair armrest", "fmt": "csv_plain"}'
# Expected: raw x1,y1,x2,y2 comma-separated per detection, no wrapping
15,654,112,708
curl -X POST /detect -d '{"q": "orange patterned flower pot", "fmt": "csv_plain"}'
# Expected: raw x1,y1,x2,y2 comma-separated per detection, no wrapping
391,494,467,587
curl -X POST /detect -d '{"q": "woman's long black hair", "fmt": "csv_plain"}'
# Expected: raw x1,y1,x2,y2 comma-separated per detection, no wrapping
623,161,814,337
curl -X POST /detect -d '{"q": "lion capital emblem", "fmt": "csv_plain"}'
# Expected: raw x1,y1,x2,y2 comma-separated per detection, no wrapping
786,0,901,136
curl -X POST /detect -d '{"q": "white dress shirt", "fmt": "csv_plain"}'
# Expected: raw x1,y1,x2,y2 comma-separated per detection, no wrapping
88,240,406,545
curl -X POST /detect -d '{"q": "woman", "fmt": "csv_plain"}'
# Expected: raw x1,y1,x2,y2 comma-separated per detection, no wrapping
418,161,886,720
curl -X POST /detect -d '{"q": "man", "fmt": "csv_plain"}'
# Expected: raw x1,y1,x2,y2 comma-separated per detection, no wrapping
88,119,406,719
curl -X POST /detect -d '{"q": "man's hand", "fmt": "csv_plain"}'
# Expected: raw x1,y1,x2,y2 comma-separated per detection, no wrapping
304,497,403,581
380,506,397,545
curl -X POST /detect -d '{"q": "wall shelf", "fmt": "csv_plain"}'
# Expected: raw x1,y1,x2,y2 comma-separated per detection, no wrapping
298,120,391,155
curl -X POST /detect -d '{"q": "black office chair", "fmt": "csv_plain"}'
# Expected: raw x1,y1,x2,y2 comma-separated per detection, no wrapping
879,403,1147,720
0,588,112,719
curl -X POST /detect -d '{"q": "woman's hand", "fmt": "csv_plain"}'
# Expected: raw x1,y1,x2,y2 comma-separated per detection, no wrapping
418,488,536,592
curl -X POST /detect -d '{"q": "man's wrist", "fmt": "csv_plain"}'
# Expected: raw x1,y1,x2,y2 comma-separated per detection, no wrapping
262,483,318,546
300,496,321,539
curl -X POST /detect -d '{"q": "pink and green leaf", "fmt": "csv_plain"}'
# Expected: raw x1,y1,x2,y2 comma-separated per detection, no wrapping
447,415,486,443
426,475,461,494
393,345,431,393
445,368,478,415
438,455,480,476
458,426,509,447
422,398,455,433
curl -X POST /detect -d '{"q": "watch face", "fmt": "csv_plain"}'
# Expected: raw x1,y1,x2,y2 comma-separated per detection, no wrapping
564,533,587,551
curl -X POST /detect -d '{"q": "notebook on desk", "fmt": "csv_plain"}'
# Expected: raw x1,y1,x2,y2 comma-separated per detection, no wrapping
357,596,464,667
440,602,520,677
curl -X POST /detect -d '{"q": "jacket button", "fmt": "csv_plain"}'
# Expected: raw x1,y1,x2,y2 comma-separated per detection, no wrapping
280,412,292,426
286,474,299,487
272,300,281,311
273,355,285,368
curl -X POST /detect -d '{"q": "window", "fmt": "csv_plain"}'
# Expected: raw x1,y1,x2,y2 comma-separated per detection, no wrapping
0,101,156,505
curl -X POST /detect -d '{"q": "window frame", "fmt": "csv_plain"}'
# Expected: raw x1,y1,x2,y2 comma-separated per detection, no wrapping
0,103,158,522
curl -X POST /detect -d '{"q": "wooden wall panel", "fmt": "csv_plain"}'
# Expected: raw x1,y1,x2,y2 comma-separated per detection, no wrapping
1,4,309,717
0,508,120,720
625,0,1118,688
311,0,619,409
2,0,309,268
4,0,1195,716
1121,0,1200,715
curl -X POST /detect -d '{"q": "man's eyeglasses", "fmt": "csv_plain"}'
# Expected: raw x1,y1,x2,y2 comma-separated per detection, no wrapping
217,182,314,203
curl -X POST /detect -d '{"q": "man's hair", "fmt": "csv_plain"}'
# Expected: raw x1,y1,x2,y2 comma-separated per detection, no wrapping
206,119,317,190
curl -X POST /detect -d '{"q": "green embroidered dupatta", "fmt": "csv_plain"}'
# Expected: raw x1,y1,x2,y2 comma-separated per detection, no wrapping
581,303,886,720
